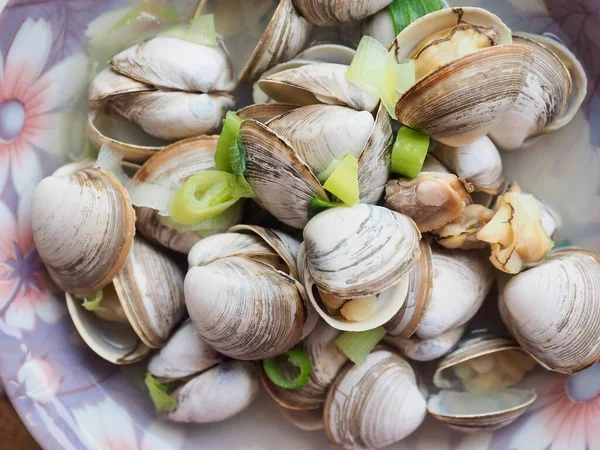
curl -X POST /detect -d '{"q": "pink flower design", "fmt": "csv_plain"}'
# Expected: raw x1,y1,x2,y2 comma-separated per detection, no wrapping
0,18,87,194
0,199,64,330
17,357,61,404
508,364,600,450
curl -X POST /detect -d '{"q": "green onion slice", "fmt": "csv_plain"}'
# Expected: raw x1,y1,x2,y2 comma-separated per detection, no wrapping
263,349,313,390
160,14,218,46
388,0,445,36
82,290,103,312
308,197,342,219
391,127,430,179
345,36,416,118
322,154,360,206
145,373,177,415
170,171,240,225
335,327,387,367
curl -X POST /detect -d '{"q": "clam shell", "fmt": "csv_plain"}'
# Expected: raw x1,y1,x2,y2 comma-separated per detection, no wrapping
187,232,275,268
32,168,135,296
261,320,347,410
240,0,312,81
237,103,298,123
240,119,328,229
428,388,537,433
278,406,323,431
384,240,434,338
148,320,224,381
258,63,379,112
431,137,504,194
87,109,166,163
489,35,573,150
500,249,600,374
185,256,307,360
417,247,494,339
324,347,426,449
89,68,154,108
363,8,396,47
110,36,236,92
386,325,465,362
109,91,235,140
113,237,185,349
165,360,259,423
303,204,421,299
293,0,393,26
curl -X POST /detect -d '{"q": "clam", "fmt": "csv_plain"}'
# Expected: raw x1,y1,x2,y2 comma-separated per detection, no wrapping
240,105,393,228
132,135,242,254
196,0,312,81
489,32,587,150
428,334,537,432
385,242,494,340
433,204,494,250
32,168,135,296
253,44,356,104
299,204,421,330
385,325,465,362
384,169,473,233
237,103,298,123
66,237,185,364
390,7,534,146
431,137,504,194
185,226,317,360
278,406,323,431
324,347,426,449
293,0,393,26
500,249,600,374
163,360,260,424
262,320,348,410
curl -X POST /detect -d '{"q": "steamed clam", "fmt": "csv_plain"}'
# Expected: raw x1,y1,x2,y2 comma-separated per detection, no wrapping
293,0,393,27
428,334,537,432
489,32,587,150
390,7,534,146
385,326,465,362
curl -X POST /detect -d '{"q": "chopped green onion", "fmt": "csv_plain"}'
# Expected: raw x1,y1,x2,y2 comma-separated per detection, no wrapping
263,349,313,390
335,327,386,367
216,111,243,172
308,197,342,218
160,14,218,46
388,0,445,36
82,290,103,312
345,36,416,118
145,373,177,415
322,154,360,206
170,171,240,225
391,127,430,179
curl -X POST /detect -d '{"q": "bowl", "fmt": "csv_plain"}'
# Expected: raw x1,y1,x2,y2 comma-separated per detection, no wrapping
0,0,598,448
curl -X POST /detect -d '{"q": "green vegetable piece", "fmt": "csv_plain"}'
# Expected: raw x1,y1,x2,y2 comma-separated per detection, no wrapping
391,127,430,179
145,373,177,415
323,154,360,206
170,171,239,225
82,290,103,312
308,197,342,218
216,111,243,172
263,349,313,390
388,0,445,36
335,327,387,367
160,14,219,46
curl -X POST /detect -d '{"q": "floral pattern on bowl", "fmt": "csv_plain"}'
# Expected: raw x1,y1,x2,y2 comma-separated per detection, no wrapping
0,0,598,449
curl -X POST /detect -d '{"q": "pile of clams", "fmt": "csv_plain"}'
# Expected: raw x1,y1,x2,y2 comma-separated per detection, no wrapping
29,1,597,448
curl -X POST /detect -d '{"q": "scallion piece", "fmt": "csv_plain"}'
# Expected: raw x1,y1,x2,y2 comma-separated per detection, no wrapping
170,171,239,225
308,197,342,218
216,111,243,172
82,290,103,312
160,14,218,46
335,327,387,367
145,373,177,415
391,127,430,179
322,154,360,206
388,0,445,36
263,349,313,390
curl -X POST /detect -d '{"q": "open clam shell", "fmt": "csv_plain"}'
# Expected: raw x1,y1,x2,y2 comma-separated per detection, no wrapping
324,347,426,449
237,103,298,123
293,0,392,26
88,68,154,108
390,7,533,146
32,168,135,296
385,326,465,362
500,249,600,374
278,406,323,431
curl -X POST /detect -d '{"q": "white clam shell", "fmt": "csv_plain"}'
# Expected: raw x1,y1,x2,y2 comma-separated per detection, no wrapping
278,406,323,431
166,360,259,423
148,320,224,381
89,67,154,108
303,204,421,299
293,0,393,26
32,168,135,296
500,249,600,374
237,103,298,123
324,348,426,449
386,326,465,362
